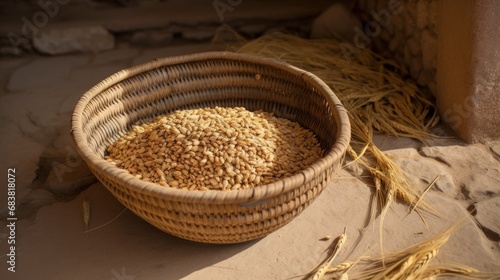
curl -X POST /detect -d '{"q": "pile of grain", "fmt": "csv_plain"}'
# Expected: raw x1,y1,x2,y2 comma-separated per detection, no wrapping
106,106,324,191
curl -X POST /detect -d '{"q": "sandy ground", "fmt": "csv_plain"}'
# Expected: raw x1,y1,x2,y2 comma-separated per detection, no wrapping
0,42,499,280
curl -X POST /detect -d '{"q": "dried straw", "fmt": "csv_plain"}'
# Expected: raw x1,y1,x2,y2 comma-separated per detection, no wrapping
410,175,440,215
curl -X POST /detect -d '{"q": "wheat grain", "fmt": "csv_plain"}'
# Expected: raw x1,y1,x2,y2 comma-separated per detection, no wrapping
106,107,324,191
325,262,355,274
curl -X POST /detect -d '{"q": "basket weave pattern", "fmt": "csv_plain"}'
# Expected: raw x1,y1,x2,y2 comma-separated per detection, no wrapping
71,52,350,243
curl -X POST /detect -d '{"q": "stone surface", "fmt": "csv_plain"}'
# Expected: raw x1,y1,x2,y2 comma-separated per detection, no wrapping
33,25,115,55
410,56,422,79
16,188,58,219
355,0,438,95
0,123,45,218
90,47,140,65
420,145,500,201
491,142,500,158
237,23,269,35
0,46,22,56
390,152,456,195
417,69,432,86
404,14,417,35
377,140,450,193
347,192,500,272
388,35,399,52
182,27,218,41
407,36,421,56
41,127,97,196
403,44,412,68
310,2,362,41
46,160,97,195
130,29,173,45
473,196,500,239
0,0,333,35
131,42,221,65
427,80,437,94
415,0,429,29
421,29,437,70
0,57,29,94
429,0,439,29
7,55,90,92
67,62,131,96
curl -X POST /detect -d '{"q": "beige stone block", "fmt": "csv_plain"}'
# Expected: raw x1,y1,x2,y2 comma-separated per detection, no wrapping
421,29,437,70
365,0,376,12
391,13,405,31
429,0,439,29
405,1,417,21
380,27,391,42
388,35,399,52
403,43,412,68
410,56,423,79
407,35,421,56
416,0,429,29
404,13,417,35
417,70,429,86
428,80,437,95
310,2,362,41
33,25,114,55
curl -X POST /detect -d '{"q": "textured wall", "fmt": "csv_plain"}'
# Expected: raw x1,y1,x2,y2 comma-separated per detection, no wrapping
437,0,500,142
355,0,438,94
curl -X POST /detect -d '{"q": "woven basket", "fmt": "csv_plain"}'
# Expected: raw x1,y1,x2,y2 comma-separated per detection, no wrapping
71,51,350,244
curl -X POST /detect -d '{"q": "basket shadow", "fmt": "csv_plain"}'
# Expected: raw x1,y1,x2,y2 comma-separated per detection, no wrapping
83,182,262,279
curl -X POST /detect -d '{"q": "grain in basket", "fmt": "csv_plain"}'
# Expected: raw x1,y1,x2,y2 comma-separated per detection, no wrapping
105,106,324,191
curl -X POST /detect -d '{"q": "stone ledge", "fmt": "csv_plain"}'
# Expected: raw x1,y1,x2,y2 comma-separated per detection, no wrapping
0,0,331,55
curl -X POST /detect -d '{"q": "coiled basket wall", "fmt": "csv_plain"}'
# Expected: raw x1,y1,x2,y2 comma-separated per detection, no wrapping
71,52,350,244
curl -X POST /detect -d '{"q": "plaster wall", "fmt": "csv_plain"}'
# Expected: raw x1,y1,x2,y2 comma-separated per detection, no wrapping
437,0,500,142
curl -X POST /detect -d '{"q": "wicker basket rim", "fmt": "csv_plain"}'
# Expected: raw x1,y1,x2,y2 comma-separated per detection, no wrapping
71,51,351,204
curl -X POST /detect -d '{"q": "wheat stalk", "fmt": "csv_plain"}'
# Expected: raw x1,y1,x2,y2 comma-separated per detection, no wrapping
350,221,463,280
421,263,500,279
82,198,90,231
84,208,127,234
307,227,348,280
